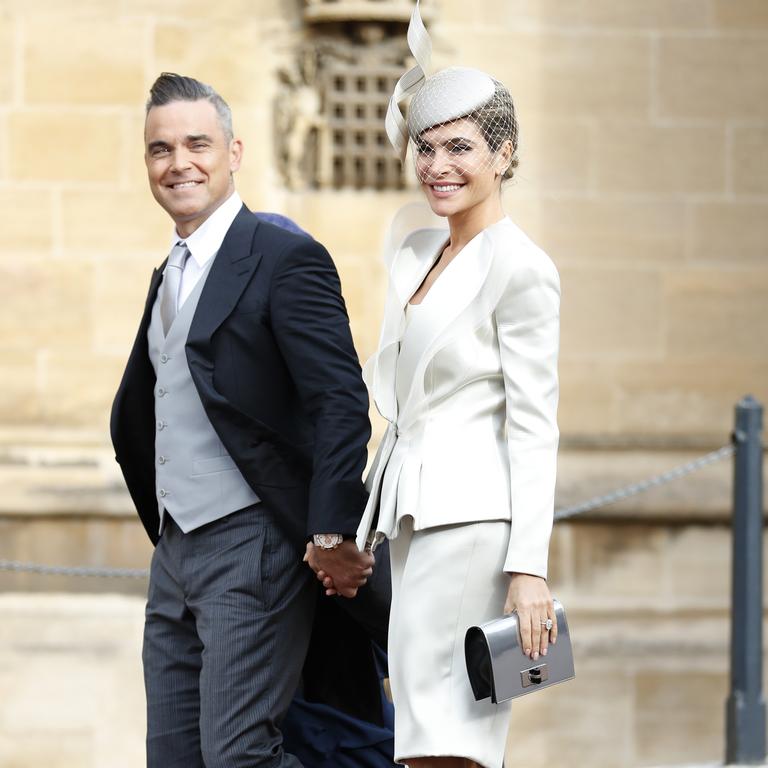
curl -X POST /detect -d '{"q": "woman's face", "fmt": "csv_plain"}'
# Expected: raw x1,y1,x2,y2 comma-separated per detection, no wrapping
413,117,506,219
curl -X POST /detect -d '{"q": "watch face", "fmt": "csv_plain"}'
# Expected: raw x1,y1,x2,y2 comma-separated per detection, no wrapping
314,533,343,549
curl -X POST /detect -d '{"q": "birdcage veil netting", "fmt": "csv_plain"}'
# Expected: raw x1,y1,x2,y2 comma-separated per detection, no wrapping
406,68,518,182
385,1,519,183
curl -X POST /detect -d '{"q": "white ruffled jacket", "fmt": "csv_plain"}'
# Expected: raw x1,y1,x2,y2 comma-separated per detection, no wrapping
356,216,560,578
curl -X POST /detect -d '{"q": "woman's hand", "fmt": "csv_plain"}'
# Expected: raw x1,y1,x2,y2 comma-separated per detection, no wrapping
504,573,557,661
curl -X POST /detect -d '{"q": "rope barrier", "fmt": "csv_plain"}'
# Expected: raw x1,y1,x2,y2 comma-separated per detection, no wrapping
0,442,737,579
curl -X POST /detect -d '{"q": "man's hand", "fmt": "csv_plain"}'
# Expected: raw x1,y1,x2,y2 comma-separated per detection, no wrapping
304,540,374,598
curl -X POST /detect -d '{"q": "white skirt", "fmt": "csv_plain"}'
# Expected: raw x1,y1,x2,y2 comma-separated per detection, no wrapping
388,516,512,768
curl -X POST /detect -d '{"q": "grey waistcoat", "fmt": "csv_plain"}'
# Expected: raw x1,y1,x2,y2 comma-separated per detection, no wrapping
147,260,260,535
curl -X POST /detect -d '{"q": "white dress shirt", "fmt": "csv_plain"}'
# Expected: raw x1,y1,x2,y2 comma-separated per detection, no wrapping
170,191,243,307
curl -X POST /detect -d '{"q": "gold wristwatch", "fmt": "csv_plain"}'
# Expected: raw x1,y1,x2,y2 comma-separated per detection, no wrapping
313,533,344,550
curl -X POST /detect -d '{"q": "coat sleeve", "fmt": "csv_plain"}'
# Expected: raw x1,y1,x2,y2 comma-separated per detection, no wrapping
269,237,371,537
495,251,560,578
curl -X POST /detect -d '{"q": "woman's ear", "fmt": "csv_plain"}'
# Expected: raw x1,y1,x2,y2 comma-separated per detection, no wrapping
495,139,514,177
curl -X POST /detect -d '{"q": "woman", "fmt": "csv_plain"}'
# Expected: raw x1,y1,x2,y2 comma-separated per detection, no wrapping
317,5,560,767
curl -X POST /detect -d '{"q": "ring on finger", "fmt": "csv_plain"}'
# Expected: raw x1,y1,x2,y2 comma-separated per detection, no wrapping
540,618,553,631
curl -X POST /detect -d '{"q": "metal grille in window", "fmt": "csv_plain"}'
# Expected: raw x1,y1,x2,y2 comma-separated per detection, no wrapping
325,64,404,190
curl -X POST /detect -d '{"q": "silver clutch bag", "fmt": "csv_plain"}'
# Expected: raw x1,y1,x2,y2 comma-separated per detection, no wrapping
464,598,575,703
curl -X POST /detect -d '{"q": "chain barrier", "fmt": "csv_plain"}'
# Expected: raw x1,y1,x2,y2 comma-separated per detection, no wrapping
554,443,735,521
0,443,736,579
0,560,149,578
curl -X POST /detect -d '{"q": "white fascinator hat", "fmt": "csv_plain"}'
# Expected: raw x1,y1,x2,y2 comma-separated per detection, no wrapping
385,0,519,179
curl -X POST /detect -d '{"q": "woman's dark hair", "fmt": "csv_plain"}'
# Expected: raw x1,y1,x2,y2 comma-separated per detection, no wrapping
467,81,519,181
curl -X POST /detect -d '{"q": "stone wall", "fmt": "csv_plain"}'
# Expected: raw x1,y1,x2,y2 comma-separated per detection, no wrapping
0,0,293,430
432,0,768,441
1,2,767,766
0,0,765,442
3,431,766,766
3,514,766,768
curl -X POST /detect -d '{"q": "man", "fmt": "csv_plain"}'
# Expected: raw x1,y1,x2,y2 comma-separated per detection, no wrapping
111,72,377,768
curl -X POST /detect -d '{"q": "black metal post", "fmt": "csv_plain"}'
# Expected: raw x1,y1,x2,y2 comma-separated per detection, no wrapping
726,395,766,764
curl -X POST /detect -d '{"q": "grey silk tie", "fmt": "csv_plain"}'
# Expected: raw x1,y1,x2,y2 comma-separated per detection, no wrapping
160,242,190,335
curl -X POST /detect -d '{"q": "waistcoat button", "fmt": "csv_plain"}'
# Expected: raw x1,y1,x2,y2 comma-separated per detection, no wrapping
160,354,169,363
159,489,168,498
158,456,167,465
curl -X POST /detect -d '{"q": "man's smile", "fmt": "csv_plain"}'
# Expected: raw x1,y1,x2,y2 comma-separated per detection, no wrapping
168,180,203,189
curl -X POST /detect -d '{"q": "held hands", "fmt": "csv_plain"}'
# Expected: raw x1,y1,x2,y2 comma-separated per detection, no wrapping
304,540,375,598
504,572,558,661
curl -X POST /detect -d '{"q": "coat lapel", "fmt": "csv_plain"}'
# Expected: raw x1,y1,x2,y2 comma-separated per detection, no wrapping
186,205,263,355
112,264,164,421
395,218,522,431
395,232,487,400
367,228,448,422
145,267,164,315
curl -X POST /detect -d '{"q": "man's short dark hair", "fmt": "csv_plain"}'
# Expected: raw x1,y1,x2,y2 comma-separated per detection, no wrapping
146,73,233,141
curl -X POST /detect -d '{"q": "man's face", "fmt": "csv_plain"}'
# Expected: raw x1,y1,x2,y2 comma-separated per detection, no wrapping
144,99,242,237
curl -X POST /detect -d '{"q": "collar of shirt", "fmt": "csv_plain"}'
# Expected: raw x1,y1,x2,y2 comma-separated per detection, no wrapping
169,191,243,270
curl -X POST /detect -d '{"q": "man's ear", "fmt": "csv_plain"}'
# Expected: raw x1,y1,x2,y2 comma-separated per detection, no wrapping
230,138,244,173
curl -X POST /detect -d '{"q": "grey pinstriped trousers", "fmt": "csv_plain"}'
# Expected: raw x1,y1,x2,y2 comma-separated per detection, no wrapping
143,505,316,767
